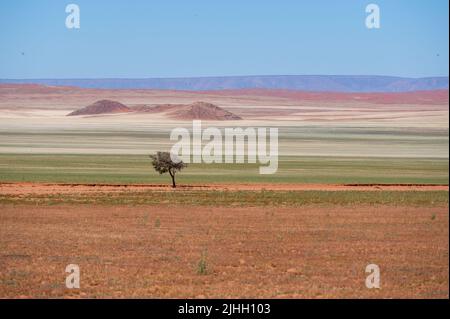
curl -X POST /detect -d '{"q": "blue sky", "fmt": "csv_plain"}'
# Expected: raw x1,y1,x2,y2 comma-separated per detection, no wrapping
0,0,448,78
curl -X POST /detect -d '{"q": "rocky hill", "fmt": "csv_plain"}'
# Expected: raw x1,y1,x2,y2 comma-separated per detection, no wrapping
67,100,131,116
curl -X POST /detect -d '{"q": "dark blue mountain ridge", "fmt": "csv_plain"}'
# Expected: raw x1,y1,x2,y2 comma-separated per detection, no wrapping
0,75,448,92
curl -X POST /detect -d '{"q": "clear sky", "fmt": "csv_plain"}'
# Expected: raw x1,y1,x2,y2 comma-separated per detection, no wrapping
0,0,448,78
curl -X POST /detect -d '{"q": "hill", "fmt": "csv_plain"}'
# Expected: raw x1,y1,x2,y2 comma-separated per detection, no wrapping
169,101,242,120
135,102,242,120
67,100,131,116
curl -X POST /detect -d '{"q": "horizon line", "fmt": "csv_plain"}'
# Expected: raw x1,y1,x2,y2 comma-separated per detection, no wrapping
1,74,449,81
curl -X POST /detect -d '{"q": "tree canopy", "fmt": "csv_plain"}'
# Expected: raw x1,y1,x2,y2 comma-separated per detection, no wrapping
149,152,187,188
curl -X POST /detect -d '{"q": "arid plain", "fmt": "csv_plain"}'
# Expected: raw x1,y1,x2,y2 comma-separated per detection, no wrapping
0,84,448,298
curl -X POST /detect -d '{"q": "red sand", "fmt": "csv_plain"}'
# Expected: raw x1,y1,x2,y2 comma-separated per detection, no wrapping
1,84,447,105
0,182,447,195
198,89,449,105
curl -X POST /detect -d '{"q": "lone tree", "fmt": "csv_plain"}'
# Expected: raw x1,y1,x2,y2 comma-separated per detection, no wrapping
149,152,187,188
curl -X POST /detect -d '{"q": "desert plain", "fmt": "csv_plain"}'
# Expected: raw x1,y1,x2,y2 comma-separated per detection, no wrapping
0,84,448,298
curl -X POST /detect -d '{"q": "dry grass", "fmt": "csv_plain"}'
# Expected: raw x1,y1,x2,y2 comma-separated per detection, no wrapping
0,204,448,298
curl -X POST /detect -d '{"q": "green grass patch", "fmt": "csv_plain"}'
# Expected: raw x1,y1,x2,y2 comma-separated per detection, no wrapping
0,154,448,185
0,190,447,207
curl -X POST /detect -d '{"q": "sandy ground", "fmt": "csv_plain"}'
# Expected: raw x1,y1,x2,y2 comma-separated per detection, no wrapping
0,182,448,195
0,86,448,298
0,204,448,298
0,85,448,158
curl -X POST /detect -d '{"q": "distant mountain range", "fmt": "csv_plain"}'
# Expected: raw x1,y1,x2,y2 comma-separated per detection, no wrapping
0,75,448,92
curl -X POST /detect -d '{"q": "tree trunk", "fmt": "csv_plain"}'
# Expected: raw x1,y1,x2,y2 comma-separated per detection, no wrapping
169,170,176,188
